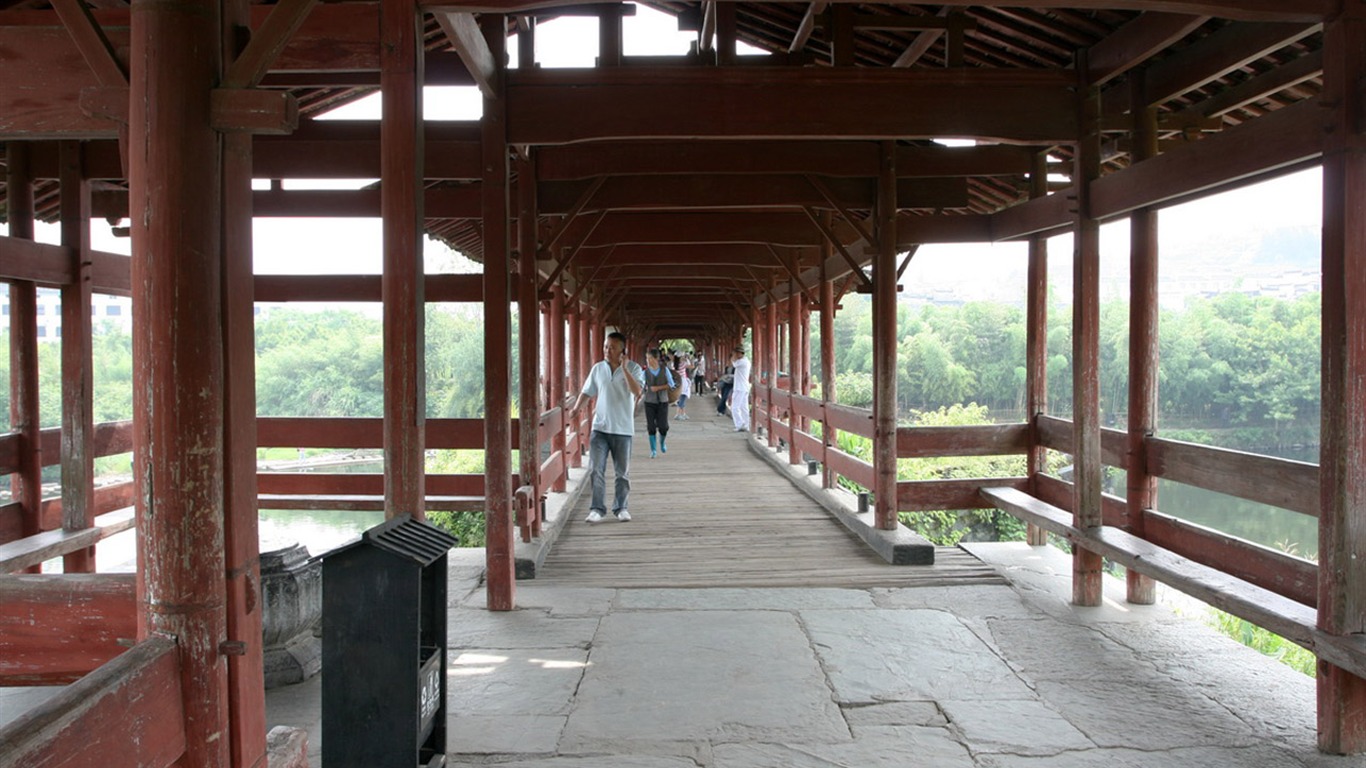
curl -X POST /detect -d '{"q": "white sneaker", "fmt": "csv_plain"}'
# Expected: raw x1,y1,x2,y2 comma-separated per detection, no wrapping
586,510,605,523
615,509,631,522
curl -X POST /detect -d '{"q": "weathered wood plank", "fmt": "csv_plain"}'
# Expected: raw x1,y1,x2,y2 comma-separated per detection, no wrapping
0,635,186,767
0,573,136,685
896,423,1029,458
1147,436,1319,517
539,412,1003,589
0,508,134,574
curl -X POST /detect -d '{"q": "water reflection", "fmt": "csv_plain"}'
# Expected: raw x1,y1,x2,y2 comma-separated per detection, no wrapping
259,509,385,556
1156,479,1318,561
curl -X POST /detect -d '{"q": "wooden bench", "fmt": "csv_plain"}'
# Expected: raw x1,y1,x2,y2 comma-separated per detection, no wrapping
0,508,136,574
257,494,484,512
981,486,1366,680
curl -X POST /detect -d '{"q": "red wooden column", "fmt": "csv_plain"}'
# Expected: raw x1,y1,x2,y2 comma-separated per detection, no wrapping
820,256,837,489
1071,65,1104,606
567,300,583,468
59,141,95,573
381,0,426,520
872,141,898,530
550,287,567,492
1025,152,1049,547
1125,73,1159,605
130,0,230,759
6,144,42,571
516,152,541,520
751,302,762,433
1318,5,1366,753
222,128,267,768
483,16,515,611
788,271,802,465
766,277,778,447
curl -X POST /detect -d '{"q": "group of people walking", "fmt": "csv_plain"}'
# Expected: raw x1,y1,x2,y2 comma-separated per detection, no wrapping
571,332,751,524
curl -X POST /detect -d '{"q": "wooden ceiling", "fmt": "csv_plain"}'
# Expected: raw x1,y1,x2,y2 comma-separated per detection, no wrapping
0,1,1328,340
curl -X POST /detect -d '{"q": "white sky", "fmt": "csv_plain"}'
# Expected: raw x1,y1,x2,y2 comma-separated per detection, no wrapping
5,6,1326,296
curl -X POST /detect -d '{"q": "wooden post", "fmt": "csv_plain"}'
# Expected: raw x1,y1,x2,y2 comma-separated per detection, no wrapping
820,255,837,489
550,287,567,492
221,127,267,768
541,300,553,410
873,141,898,530
6,143,42,573
751,302,761,433
483,16,515,611
129,0,229,759
1126,71,1159,605
381,0,426,520
1072,60,1104,606
767,276,779,447
516,152,541,515
59,141,95,574
1025,152,1049,547
789,267,801,465
1318,4,1366,753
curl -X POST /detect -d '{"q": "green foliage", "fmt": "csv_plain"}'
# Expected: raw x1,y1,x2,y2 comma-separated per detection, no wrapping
426,510,485,548
1206,609,1315,677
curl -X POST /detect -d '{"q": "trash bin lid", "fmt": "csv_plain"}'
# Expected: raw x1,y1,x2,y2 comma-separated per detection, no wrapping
316,513,458,566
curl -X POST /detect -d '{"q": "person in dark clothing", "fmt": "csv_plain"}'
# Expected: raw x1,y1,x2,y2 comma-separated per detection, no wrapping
716,364,735,416
641,349,675,458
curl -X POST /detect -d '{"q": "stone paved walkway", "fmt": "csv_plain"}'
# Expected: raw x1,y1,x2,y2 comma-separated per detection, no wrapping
264,542,1365,767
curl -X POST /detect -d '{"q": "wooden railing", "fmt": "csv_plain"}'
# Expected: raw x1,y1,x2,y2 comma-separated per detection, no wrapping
0,420,137,572
0,635,187,766
750,385,1323,664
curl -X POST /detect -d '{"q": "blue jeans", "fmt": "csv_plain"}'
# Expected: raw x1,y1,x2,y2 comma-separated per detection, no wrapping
589,430,633,514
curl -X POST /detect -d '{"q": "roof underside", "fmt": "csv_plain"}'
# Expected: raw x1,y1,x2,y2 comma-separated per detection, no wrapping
0,1,1328,339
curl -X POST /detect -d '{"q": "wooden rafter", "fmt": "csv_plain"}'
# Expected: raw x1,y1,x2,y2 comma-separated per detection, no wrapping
804,175,875,247
222,0,319,89
51,0,124,86
801,206,872,291
788,2,826,53
435,11,497,98
539,209,606,293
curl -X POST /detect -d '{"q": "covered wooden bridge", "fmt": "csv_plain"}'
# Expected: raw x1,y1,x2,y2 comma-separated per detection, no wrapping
1,0,1362,765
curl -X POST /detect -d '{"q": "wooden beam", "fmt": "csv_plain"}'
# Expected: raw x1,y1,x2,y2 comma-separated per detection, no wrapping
0,636,186,765
435,11,497,97
0,573,136,684
1180,48,1323,119
788,2,826,54
506,68,1078,145
51,0,126,87
221,0,318,88
536,140,1038,180
210,88,299,134
1086,12,1209,86
1129,21,1322,108
538,174,969,213
892,6,950,68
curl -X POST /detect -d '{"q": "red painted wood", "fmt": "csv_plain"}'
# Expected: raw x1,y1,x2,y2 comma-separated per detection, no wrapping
505,67,1077,145
0,573,136,684
59,140,95,574
0,636,186,767
873,141,898,530
482,17,515,611
221,42,269,758
256,417,491,450
1318,6,1366,751
550,288,567,492
898,477,1029,511
6,144,42,575
517,153,541,516
825,449,874,492
1147,438,1318,517
1072,76,1104,607
820,257,837,489
1025,152,1049,546
1143,508,1317,609
1125,79,1159,605
896,424,1030,458
381,0,426,520
129,0,229,759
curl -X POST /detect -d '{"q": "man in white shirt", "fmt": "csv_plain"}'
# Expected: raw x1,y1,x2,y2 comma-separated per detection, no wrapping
572,331,646,523
730,345,752,432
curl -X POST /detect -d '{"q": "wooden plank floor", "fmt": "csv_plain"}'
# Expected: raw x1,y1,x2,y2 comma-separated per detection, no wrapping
538,399,1005,589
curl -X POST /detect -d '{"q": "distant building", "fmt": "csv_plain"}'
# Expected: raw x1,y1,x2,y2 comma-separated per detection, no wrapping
0,288,132,339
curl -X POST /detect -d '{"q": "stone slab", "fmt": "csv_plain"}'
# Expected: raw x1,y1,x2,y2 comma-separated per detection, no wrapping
447,757,702,768
447,714,566,756
842,700,947,730
449,648,589,715
940,698,1094,755
448,608,600,650
615,587,875,611
977,745,1312,768
464,586,616,617
713,726,975,768
1033,679,1258,750
802,608,1038,703
559,610,848,749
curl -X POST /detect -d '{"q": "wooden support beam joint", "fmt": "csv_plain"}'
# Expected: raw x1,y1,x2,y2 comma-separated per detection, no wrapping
211,89,300,135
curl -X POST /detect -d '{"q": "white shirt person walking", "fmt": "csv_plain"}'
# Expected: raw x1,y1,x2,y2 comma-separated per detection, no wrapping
573,331,646,523
729,345,752,432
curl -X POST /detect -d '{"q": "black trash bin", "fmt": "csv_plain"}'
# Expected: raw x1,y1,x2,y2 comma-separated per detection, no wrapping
319,514,458,768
